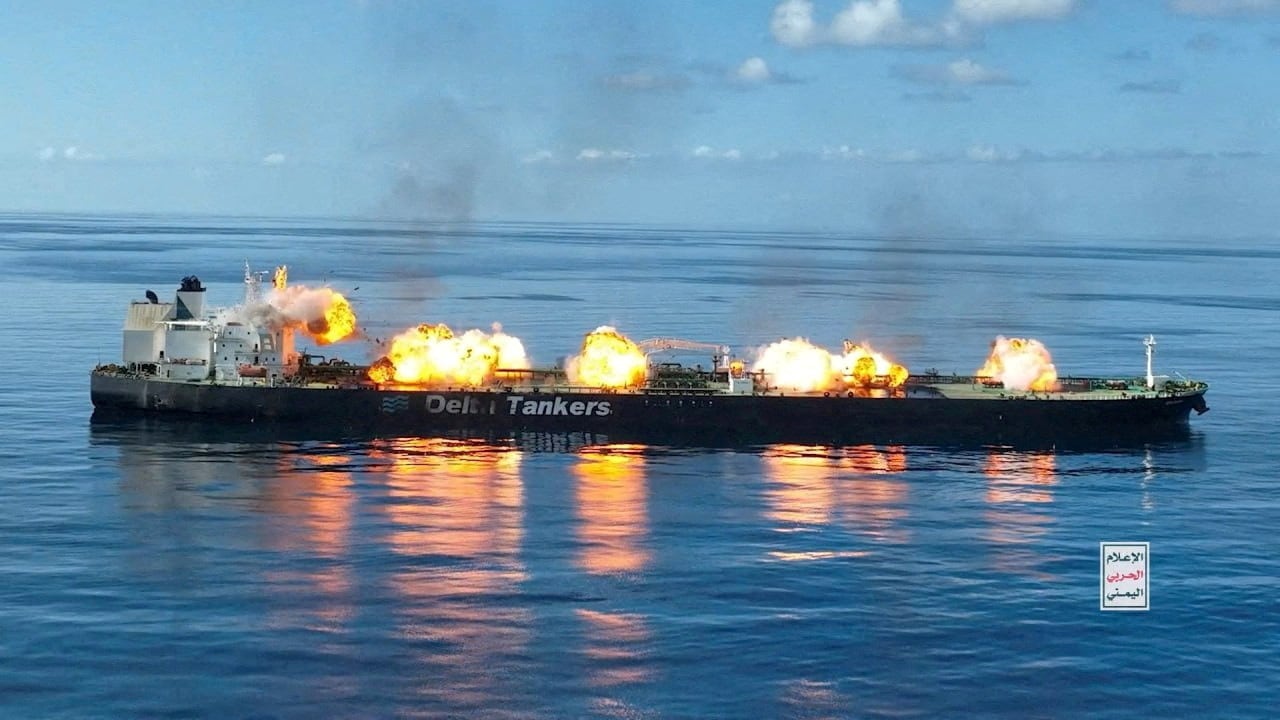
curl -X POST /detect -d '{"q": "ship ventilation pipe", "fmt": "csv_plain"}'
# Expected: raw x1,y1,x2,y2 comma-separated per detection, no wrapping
175,275,206,320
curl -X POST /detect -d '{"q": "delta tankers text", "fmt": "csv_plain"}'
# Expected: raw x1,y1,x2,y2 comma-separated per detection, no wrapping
90,266,1210,444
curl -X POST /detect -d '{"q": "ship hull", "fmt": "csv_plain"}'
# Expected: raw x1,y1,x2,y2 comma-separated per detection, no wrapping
90,372,1206,446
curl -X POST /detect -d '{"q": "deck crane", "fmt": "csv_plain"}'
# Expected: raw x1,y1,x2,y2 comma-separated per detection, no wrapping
635,337,731,370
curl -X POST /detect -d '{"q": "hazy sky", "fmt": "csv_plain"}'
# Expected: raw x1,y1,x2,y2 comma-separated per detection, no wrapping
3,0,1279,235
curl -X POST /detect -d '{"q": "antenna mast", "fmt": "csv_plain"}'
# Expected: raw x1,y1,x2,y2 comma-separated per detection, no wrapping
1144,335,1157,389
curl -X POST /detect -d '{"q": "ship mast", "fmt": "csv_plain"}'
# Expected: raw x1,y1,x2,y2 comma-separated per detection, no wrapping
1144,335,1156,389
243,261,269,305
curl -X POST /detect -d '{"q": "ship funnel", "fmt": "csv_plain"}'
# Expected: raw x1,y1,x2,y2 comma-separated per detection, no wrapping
175,275,206,320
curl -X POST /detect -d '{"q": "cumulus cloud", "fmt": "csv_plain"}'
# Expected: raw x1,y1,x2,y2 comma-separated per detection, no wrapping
892,58,1018,86
262,152,286,166
770,0,1075,49
772,0,822,47
1118,79,1182,94
772,0,962,47
952,0,1076,24
1170,0,1280,15
737,57,773,83
830,0,958,46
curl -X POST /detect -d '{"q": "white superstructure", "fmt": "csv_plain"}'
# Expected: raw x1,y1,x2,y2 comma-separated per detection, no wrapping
119,267,298,384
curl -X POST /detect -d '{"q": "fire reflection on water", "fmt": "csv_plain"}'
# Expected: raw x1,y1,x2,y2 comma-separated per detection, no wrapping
572,445,655,705
261,446,357,635
982,450,1059,580
762,444,910,546
573,444,650,575
375,437,530,712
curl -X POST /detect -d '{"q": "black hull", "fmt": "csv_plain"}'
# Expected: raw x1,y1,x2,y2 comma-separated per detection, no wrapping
90,372,1206,449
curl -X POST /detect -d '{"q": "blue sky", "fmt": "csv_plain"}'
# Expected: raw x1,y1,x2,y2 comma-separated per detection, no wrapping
3,0,1280,235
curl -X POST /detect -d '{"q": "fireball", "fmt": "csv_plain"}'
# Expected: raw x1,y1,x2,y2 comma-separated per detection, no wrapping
370,322,530,386
260,283,358,345
752,338,836,392
273,265,288,290
566,326,647,388
837,341,909,388
753,338,909,391
306,292,357,345
977,336,1058,391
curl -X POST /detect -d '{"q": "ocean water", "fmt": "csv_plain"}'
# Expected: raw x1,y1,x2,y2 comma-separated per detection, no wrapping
0,213,1276,718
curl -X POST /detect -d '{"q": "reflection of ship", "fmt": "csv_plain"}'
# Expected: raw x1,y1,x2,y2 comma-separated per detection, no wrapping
91,272,1210,446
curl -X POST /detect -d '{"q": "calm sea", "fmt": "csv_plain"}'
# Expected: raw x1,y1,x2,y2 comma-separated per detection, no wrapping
1,214,1276,718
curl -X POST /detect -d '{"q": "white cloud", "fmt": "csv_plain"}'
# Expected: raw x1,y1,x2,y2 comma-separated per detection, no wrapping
832,0,912,45
521,149,556,165
692,145,743,160
39,145,102,162
952,0,1075,24
1170,0,1280,15
770,0,1077,49
772,0,821,47
772,0,957,47
736,57,773,83
946,58,1012,84
262,152,286,166
577,148,642,162
893,58,1017,86
822,145,868,160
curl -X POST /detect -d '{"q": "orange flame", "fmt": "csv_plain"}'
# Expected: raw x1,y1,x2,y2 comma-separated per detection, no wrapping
752,338,835,392
566,326,647,388
753,338,909,391
977,336,1058,391
369,322,530,386
837,341,909,388
273,265,288,290
264,283,358,345
308,292,356,345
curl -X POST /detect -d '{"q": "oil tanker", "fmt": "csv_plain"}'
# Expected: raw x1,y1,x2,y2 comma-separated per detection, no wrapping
89,269,1209,445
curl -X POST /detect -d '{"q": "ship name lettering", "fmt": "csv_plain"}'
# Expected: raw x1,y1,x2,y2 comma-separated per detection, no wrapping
424,394,487,414
504,395,611,417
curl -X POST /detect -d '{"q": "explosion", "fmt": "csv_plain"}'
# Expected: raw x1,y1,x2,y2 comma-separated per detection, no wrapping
368,322,530,386
753,338,909,392
266,285,357,345
231,266,357,345
566,326,648,388
837,341,909,388
752,338,835,392
977,336,1058,392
